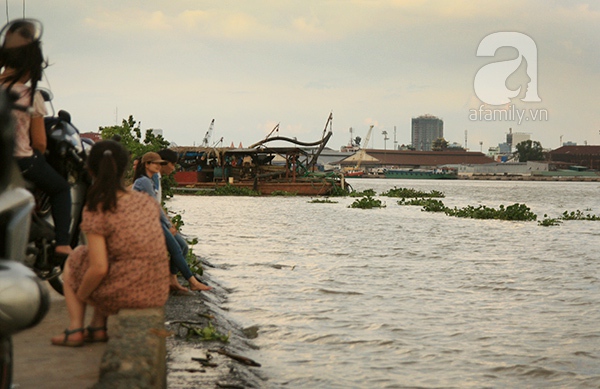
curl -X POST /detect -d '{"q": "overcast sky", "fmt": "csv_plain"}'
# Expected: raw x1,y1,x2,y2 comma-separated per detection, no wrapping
11,1,600,151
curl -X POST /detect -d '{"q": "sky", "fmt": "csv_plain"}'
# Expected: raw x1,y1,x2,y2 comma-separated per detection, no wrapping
9,1,600,152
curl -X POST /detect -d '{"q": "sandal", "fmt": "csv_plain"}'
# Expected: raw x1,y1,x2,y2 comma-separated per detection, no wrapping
51,328,85,347
84,325,109,343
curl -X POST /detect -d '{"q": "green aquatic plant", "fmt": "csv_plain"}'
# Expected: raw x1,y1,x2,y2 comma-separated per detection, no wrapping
348,195,385,209
381,186,445,198
308,198,338,204
193,185,260,196
328,184,351,197
560,210,600,221
397,198,448,212
420,199,448,213
270,190,298,196
538,215,562,227
349,188,377,197
445,203,537,221
183,322,230,343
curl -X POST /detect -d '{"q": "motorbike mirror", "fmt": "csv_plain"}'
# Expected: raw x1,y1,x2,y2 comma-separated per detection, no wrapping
58,110,71,123
37,87,53,102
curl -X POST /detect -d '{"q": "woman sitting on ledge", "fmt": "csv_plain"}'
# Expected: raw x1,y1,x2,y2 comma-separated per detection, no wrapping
51,140,170,347
133,151,212,293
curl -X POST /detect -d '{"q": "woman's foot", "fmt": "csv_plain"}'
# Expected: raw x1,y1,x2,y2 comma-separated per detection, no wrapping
51,327,85,347
170,275,189,292
189,277,212,291
84,325,109,343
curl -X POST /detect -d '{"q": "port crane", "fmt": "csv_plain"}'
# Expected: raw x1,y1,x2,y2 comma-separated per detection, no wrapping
201,119,215,147
343,125,374,177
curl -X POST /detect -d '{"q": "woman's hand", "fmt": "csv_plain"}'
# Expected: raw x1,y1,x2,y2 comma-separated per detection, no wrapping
75,233,109,301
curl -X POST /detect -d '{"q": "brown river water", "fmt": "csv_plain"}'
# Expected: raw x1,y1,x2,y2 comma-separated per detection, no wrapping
167,179,600,388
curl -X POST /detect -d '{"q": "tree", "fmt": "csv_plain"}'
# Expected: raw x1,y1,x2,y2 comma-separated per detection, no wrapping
515,140,544,162
99,115,169,158
432,137,449,151
99,115,173,197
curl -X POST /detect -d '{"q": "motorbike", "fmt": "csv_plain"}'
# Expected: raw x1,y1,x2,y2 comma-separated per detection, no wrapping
0,89,50,389
24,88,92,295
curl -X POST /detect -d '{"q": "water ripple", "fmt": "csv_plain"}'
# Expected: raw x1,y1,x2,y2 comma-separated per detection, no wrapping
167,180,600,388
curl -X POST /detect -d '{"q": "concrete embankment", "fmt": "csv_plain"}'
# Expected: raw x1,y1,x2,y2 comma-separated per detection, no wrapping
13,272,262,388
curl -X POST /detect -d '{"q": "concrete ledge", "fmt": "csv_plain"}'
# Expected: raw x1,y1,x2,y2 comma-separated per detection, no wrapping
93,308,167,389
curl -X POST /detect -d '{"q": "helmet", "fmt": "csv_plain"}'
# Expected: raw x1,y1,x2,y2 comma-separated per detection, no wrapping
0,18,42,49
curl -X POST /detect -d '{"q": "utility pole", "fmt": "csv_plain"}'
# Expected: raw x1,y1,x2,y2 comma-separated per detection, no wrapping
393,126,397,150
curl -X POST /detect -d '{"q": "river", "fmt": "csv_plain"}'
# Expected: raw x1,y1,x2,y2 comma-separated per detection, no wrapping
167,179,600,388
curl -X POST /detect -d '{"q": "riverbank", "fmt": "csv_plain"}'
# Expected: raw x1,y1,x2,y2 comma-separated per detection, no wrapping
11,261,263,389
165,259,265,388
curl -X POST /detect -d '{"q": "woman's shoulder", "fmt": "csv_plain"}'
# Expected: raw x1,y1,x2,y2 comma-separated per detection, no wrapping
126,190,160,207
127,189,153,201
133,175,152,187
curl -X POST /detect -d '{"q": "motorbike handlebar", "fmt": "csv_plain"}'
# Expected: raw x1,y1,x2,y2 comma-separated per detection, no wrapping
69,147,84,165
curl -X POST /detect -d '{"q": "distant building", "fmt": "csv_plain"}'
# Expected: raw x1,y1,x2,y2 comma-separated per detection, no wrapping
338,149,493,170
506,128,530,151
498,142,511,154
80,132,102,143
549,145,600,170
447,142,465,151
411,114,443,151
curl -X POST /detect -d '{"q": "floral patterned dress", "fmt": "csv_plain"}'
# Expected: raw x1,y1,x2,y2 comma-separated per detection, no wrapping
67,191,169,315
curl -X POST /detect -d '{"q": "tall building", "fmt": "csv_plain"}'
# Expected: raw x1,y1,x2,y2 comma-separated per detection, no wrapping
411,114,443,151
506,128,530,151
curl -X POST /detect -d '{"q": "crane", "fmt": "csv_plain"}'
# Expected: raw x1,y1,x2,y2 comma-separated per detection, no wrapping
354,125,374,171
201,119,215,147
343,125,374,177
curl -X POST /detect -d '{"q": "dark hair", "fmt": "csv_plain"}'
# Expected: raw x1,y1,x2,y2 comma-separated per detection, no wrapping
132,157,145,181
0,20,48,105
86,140,129,212
158,149,178,164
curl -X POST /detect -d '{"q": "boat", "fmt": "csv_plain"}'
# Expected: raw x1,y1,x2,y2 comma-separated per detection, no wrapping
383,168,458,179
343,170,365,178
171,114,347,195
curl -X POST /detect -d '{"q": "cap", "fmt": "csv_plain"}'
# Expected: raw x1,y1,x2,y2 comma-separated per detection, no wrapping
141,152,167,165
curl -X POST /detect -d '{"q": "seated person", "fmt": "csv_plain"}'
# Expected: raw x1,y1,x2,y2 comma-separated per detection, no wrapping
51,140,170,347
133,151,211,292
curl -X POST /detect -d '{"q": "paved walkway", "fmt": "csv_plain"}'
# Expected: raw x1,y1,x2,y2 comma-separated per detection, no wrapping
12,285,106,389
